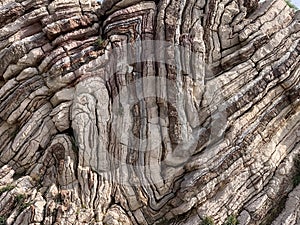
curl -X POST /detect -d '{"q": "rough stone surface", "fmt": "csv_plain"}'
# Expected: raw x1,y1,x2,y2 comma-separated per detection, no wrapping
271,184,300,225
0,0,299,224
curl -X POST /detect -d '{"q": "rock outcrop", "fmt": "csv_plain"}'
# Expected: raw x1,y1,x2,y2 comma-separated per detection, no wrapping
0,0,299,224
271,183,300,225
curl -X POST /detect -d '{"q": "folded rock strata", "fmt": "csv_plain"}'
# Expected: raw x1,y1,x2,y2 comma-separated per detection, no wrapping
0,0,299,224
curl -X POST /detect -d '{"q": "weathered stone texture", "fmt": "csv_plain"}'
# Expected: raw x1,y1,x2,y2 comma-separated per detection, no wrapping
0,0,299,224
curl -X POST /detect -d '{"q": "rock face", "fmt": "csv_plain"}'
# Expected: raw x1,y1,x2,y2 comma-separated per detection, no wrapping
271,183,300,225
0,0,299,224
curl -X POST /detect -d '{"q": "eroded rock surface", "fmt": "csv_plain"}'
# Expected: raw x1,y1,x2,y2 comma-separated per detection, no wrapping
0,0,299,224
271,184,300,225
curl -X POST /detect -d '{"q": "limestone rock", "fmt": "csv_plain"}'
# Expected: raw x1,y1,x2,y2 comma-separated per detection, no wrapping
272,184,300,225
0,0,299,224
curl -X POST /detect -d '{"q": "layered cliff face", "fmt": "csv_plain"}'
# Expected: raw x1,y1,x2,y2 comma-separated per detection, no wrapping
0,0,299,224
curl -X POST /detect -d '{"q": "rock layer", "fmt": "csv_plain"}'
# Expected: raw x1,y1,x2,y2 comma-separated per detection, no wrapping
0,0,299,224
